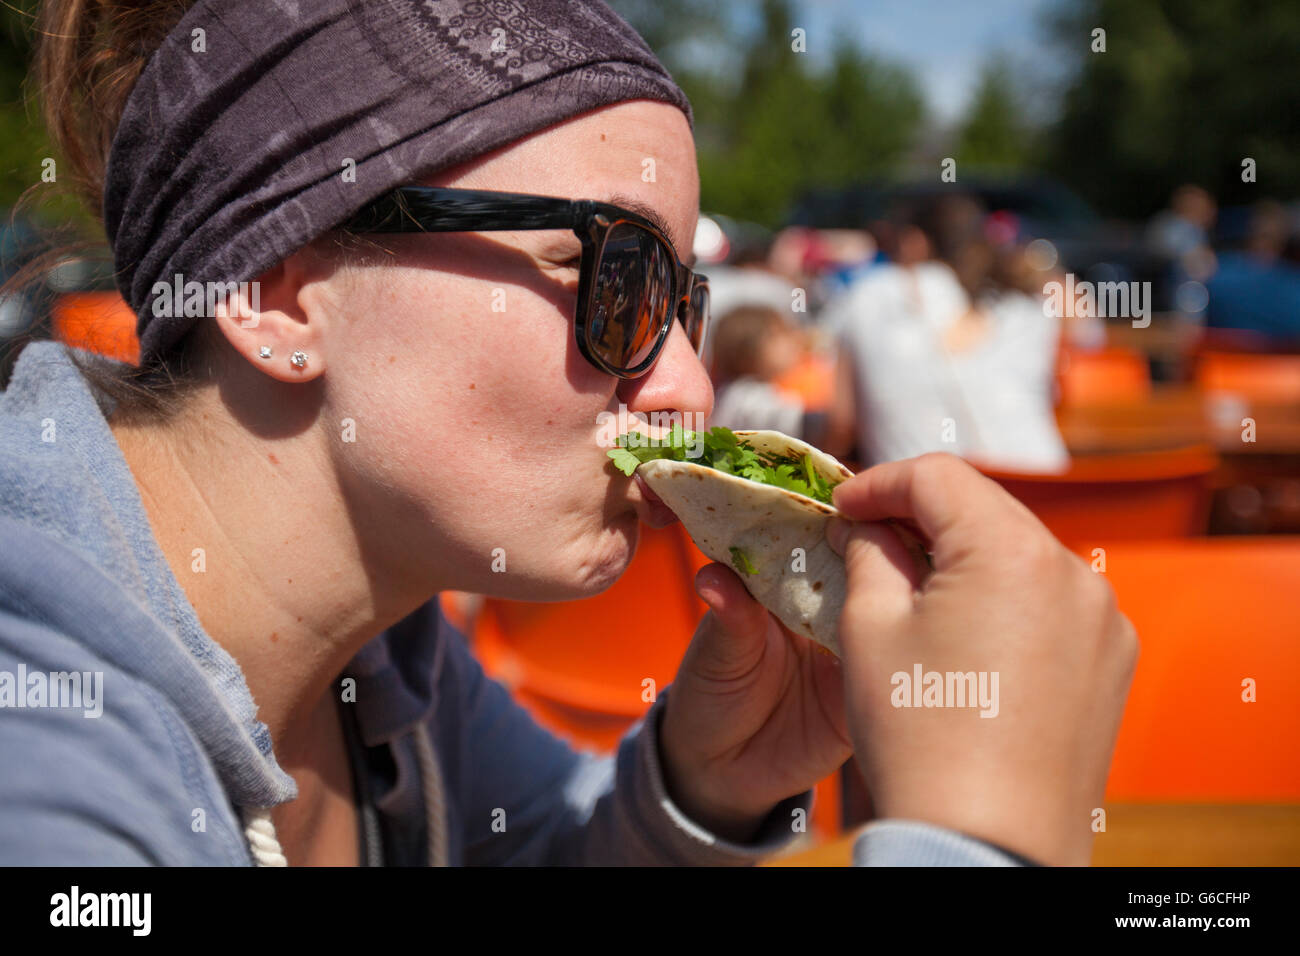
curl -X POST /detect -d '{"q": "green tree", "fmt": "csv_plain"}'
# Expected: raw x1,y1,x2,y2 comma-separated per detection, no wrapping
604,0,728,72
0,1,95,234
616,0,924,227
954,58,1035,171
1043,0,1300,217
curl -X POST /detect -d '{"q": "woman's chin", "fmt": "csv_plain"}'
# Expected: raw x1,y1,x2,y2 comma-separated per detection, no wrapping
486,521,637,602
568,521,638,596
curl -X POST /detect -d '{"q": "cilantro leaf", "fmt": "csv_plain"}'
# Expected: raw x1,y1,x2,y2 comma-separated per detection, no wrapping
607,447,643,477
729,546,758,575
607,425,844,505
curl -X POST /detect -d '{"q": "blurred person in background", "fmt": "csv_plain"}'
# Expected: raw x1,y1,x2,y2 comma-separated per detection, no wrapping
700,240,800,331
766,225,868,316
1207,199,1300,340
705,226,866,438
825,194,1073,472
819,203,936,339
707,303,853,455
1147,184,1218,282
805,228,879,301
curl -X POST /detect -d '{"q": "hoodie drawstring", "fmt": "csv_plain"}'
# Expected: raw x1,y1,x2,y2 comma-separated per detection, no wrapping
242,806,288,866
240,722,447,867
413,721,448,867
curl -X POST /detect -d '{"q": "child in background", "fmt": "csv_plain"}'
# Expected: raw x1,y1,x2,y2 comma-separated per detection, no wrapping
708,304,851,452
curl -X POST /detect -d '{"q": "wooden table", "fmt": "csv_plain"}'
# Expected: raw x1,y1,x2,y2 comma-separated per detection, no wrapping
762,804,1300,866
1104,321,1204,377
1058,385,1300,457
1056,386,1300,532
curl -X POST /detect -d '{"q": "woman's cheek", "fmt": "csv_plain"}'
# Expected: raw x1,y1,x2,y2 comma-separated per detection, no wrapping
473,460,635,598
330,273,627,596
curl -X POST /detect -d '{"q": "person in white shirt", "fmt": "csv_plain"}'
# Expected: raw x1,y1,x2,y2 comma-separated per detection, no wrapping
826,196,1073,473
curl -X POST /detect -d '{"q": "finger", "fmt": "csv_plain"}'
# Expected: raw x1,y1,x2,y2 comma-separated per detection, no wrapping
830,453,1024,565
827,519,927,593
826,520,919,638
690,563,771,672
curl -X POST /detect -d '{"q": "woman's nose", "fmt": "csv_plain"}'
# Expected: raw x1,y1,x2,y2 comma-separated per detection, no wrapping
616,318,714,422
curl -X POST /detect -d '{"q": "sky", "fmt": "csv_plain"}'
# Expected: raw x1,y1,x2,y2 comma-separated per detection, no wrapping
776,0,1068,124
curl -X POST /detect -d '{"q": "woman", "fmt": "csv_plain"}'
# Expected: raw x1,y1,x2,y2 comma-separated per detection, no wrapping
828,194,1086,472
0,0,1136,867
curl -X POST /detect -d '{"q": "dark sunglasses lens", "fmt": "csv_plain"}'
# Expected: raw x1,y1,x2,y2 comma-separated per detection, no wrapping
587,223,673,372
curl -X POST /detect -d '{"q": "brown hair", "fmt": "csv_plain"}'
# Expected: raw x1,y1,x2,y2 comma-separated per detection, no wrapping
1,1,382,419
907,193,1041,301
708,304,788,384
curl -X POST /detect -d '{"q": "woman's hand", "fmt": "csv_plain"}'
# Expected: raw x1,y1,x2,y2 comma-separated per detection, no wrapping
658,565,853,844
658,451,1138,862
827,453,1139,866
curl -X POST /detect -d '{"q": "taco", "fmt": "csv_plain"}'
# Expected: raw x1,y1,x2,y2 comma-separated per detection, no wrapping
609,426,854,656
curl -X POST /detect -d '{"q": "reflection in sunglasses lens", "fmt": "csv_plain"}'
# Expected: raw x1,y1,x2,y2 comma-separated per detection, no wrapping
588,223,672,372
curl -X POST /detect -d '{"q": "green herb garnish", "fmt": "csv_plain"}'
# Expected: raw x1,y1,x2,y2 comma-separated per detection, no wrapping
607,426,841,505
729,546,758,575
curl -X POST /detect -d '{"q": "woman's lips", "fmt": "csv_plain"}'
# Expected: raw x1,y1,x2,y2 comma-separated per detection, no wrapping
634,472,680,527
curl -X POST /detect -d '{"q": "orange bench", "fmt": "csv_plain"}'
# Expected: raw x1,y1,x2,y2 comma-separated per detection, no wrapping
1079,537,1300,801
1196,349,1300,404
1057,345,1152,406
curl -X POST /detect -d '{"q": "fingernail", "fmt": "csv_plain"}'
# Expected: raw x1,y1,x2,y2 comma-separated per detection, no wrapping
694,567,722,609
826,517,848,556
696,586,720,612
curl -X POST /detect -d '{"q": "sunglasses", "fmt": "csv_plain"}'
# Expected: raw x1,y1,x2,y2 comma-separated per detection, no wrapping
343,186,709,379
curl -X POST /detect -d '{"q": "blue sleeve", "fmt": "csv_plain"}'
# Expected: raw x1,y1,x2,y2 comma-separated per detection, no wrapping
0,610,250,866
433,622,814,865
853,819,1033,866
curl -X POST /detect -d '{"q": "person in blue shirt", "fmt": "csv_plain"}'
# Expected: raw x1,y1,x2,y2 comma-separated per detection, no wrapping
1207,201,1300,340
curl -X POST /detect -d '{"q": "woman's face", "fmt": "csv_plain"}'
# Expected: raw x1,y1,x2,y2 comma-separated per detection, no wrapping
308,100,711,603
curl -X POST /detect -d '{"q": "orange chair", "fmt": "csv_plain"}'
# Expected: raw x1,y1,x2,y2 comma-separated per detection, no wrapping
1080,537,1300,800
1195,350,1300,404
978,445,1217,547
1056,346,1152,406
471,521,845,840
472,523,709,737
52,292,139,364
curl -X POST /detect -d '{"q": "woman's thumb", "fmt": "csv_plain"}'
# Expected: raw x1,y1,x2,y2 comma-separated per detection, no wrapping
689,563,772,677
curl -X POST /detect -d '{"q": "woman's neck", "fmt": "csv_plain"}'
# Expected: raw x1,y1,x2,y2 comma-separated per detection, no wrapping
108,389,428,763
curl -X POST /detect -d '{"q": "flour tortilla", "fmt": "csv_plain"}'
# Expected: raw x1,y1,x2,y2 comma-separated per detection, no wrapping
639,430,854,656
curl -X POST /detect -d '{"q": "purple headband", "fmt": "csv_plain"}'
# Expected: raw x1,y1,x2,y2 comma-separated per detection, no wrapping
103,0,693,363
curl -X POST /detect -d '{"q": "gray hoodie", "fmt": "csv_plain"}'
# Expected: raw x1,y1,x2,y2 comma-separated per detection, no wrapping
0,340,1023,866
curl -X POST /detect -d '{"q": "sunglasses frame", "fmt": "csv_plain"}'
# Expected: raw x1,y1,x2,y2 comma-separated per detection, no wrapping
343,186,709,379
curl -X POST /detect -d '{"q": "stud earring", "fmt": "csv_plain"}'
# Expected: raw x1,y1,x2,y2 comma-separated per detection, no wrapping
258,346,273,359
290,351,308,369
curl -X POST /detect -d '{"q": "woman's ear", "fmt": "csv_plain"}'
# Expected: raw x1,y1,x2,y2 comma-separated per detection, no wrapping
210,251,332,382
